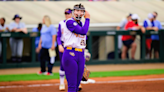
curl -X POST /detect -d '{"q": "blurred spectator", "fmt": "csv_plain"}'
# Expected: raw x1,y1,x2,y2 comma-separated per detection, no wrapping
9,14,27,62
37,15,57,75
117,14,132,30
32,23,42,61
0,17,9,32
121,14,145,60
0,17,9,61
117,14,132,50
151,11,162,59
32,23,42,53
143,13,158,59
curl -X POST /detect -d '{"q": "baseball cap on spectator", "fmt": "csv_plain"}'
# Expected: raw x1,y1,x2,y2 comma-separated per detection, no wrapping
131,14,140,20
13,14,22,20
148,13,154,19
65,9,72,14
128,13,132,17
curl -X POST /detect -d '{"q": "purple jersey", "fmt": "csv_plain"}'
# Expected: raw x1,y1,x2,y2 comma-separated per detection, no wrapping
57,20,66,45
63,18,90,49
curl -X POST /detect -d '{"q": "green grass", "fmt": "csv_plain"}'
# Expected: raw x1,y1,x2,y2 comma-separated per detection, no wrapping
0,69,164,82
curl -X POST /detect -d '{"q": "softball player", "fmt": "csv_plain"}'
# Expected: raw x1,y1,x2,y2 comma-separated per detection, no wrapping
57,8,72,91
62,4,90,92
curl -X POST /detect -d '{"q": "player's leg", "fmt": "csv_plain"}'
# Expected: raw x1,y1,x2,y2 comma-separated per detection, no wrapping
38,48,47,74
47,50,55,75
9,38,17,62
76,51,85,91
59,52,65,90
154,40,159,59
0,41,1,57
145,39,152,59
122,40,129,59
131,42,137,59
16,39,23,62
62,50,78,92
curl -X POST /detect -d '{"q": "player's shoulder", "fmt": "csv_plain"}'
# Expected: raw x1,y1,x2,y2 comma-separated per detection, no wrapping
49,24,56,29
59,20,66,24
66,18,77,27
32,27,38,32
66,18,75,23
122,18,127,22
156,20,161,23
126,20,133,24
10,22,15,25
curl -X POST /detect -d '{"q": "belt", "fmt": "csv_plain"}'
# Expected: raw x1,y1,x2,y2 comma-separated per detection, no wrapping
66,47,83,52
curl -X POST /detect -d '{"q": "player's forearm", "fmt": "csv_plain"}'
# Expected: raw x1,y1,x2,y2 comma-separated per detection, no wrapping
116,26,120,30
73,18,90,35
15,29,22,32
57,36,62,45
0,30,4,32
10,29,16,32
146,27,154,30
52,35,56,47
22,28,27,33
38,37,42,49
57,25,62,45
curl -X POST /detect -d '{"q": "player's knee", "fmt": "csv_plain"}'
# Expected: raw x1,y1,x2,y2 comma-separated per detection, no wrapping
59,70,65,76
132,42,137,48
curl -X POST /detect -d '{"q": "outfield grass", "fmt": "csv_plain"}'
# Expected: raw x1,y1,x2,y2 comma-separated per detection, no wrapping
0,69,164,82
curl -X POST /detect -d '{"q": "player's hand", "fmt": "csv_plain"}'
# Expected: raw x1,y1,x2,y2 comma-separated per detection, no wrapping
23,30,28,34
84,11,90,19
58,45,64,53
51,46,55,50
153,27,158,31
22,28,28,34
36,47,41,53
141,27,146,33
6,27,9,31
13,28,17,31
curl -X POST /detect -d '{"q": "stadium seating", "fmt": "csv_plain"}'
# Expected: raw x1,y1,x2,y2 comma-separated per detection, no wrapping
0,1,163,25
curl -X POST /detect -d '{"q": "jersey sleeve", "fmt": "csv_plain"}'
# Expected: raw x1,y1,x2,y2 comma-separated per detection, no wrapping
20,22,26,28
9,22,15,31
143,20,148,28
57,24,62,45
50,25,57,36
32,28,37,32
66,18,90,35
157,21,162,29
119,19,126,28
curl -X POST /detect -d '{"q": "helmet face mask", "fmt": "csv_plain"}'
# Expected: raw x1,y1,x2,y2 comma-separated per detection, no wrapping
73,4,85,21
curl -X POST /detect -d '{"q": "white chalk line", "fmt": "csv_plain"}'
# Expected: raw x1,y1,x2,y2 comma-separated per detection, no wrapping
0,78,164,89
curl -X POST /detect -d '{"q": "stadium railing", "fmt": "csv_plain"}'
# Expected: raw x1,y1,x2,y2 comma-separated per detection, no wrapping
87,30,164,65
0,30,164,69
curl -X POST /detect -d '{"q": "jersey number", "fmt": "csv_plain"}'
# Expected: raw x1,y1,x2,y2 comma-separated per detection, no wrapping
80,40,86,46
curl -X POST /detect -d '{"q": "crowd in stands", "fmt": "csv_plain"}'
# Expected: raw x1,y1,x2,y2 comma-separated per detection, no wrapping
117,11,162,60
0,12,162,62
0,14,27,62
0,14,57,75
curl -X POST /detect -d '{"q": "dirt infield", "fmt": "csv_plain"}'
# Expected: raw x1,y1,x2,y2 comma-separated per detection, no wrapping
1,74,164,92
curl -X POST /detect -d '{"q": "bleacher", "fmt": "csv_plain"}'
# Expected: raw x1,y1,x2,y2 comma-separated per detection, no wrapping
0,0,164,28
